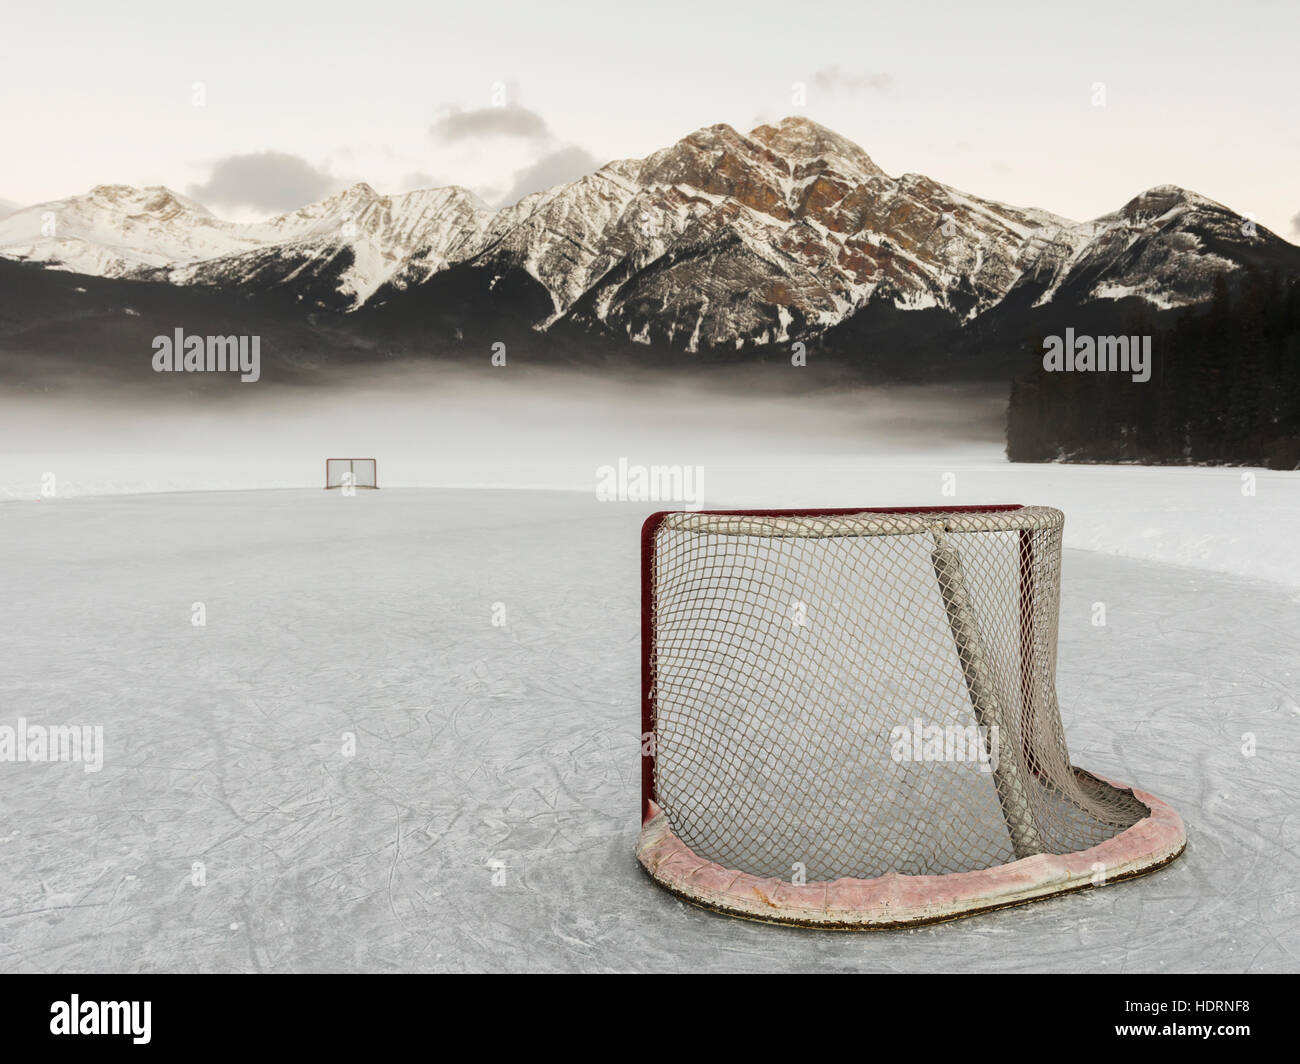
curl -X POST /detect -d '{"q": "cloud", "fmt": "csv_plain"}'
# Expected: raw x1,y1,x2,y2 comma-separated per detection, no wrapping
0,198,21,220
189,151,338,212
426,99,605,205
399,171,441,191
811,67,893,92
497,146,600,206
430,104,551,144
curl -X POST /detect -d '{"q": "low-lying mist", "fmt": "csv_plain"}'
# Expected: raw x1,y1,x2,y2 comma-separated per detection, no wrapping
0,363,1008,499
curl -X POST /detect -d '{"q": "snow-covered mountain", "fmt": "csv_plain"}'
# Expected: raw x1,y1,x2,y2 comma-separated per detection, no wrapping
0,183,495,306
0,186,251,275
2,118,1296,351
1010,185,1261,311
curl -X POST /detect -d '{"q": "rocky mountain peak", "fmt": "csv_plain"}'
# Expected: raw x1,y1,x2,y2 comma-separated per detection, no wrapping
637,122,792,219
88,183,139,201
1116,184,1221,224
749,116,884,176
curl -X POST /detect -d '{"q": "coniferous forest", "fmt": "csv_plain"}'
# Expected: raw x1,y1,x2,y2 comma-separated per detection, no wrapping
1007,271,1300,469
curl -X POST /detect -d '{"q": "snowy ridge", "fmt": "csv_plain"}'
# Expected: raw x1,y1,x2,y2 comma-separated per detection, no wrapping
0,185,254,275
0,182,497,306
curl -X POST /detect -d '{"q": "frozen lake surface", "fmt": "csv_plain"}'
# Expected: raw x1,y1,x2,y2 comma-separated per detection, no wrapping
1,487,1297,972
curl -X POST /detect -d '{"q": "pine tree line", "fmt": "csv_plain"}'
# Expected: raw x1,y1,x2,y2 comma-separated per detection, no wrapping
1007,271,1300,468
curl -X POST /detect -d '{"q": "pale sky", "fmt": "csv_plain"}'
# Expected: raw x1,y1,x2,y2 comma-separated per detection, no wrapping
2,0,1296,236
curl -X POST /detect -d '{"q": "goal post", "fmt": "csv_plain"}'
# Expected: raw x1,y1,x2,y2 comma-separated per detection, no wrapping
928,523,1043,860
324,458,378,490
638,505,1185,928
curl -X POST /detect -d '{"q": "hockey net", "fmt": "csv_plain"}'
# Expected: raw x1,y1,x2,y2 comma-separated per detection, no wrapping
638,505,1184,927
325,458,378,489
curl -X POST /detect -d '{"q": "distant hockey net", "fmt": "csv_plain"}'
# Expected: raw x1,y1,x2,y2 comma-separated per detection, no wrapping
638,505,1184,928
325,458,378,489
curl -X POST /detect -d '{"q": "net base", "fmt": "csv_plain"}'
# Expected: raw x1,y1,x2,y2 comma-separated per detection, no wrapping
637,776,1185,929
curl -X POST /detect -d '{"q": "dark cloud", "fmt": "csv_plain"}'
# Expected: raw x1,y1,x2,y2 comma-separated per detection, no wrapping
811,67,893,92
430,104,550,144
188,152,338,213
497,146,600,207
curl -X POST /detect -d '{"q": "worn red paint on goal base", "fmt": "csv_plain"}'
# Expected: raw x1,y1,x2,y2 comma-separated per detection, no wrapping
638,505,1185,928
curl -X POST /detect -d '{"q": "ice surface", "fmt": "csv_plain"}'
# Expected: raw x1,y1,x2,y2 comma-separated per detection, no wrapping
0,487,1296,972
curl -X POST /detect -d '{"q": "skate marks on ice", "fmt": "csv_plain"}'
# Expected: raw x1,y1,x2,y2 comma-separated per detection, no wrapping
0,488,1295,971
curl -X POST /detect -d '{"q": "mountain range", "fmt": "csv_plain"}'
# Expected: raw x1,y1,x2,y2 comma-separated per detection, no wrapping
2,117,1298,382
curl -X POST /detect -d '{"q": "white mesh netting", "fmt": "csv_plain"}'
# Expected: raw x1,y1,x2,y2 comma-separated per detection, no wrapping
644,507,1154,887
